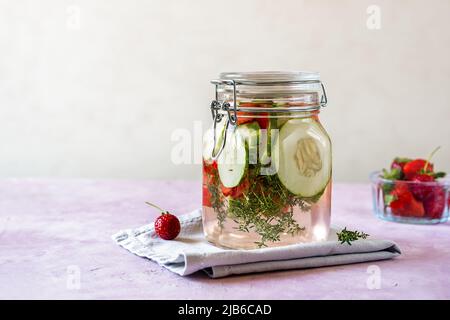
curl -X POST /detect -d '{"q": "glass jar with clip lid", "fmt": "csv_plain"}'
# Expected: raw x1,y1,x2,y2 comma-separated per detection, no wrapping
202,71,331,249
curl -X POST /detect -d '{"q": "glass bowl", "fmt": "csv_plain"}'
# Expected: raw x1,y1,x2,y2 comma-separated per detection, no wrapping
370,171,449,224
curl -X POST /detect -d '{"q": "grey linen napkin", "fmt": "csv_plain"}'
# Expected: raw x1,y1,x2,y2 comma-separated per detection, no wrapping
112,209,401,278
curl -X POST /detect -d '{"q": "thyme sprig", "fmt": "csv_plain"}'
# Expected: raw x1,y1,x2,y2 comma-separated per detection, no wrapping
227,167,308,247
207,163,322,248
337,227,369,245
207,168,227,228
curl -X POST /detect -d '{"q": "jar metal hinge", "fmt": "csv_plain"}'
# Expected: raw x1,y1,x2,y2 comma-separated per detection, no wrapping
209,80,238,159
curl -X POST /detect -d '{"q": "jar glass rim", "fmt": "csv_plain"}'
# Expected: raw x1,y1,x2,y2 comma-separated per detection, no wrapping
219,71,320,84
210,71,328,114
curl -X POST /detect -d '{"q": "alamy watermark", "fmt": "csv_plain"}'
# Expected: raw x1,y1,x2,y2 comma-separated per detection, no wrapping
170,120,280,175
366,265,381,289
366,5,381,30
66,5,81,30
66,265,81,290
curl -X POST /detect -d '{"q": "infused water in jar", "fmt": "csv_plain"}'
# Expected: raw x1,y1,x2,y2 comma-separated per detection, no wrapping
202,71,331,249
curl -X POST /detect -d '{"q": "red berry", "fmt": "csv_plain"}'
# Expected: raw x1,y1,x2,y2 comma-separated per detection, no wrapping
203,160,218,185
237,118,254,125
409,174,434,200
203,159,217,176
154,212,181,240
389,182,425,217
255,113,270,129
390,162,402,173
221,178,250,199
221,185,233,197
423,186,446,219
390,157,411,175
403,159,434,180
390,182,409,197
236,111,255,125
202,185,212,207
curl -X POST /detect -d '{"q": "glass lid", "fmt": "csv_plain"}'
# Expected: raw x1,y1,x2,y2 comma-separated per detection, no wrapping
212,71,326,107
219,71,321,84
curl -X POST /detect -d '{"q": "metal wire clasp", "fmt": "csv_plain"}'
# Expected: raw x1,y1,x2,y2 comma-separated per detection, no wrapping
209,80,238,159
320,82,328,107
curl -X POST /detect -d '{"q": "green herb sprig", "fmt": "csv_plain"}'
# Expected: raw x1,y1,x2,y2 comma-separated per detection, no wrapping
207,163,314,247
337,227,369,245
226,166,311,248
207,168,227,228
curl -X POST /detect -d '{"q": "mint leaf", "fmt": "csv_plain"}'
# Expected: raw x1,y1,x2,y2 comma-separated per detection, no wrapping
393,157,411,164
432,171,446,179
381,168,400,193
384,194,396,206
382,168,401,180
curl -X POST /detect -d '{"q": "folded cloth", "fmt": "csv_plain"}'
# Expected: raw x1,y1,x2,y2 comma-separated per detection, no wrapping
112,209,401,278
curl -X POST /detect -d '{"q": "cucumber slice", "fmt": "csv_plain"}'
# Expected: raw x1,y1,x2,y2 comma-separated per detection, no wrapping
237,122,259,165
259,118,277,167
276,117,289,128
217,128,247,188
273,118,331,197
202,120,226,162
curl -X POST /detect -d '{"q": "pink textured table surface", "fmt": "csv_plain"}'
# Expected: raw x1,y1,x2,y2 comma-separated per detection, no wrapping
0,179,449,300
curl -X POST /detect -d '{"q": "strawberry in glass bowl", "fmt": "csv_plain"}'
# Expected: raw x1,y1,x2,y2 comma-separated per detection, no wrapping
370,147,449,224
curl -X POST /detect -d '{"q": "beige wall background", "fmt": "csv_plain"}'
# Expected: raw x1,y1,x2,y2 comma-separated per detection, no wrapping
0,0,449,182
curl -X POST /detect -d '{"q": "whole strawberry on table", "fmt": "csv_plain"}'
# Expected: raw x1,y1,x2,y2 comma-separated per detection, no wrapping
376,147,449,223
